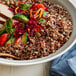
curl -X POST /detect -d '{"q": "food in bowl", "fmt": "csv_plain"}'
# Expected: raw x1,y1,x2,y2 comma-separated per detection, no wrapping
0,0,72,60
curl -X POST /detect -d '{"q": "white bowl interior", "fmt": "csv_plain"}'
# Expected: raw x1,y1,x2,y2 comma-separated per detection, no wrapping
0,0,76,66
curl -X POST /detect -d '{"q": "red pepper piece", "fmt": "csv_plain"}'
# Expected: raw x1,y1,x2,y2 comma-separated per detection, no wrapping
0,33,9,46
15,37,22,44
32,4,45,10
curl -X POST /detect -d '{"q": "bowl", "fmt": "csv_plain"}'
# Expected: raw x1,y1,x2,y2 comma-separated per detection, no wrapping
0,0,76,66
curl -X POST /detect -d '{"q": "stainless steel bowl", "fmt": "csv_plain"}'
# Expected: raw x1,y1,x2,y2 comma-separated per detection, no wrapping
0,0,76,66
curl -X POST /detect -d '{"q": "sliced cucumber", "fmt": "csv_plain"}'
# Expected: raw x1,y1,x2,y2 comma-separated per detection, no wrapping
5,37,16,46
22,32,28,44
13,14,29,22
5,18,13,34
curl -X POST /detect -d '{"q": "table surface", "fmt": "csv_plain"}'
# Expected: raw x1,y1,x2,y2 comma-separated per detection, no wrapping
0,0,76,76
0,62,50,76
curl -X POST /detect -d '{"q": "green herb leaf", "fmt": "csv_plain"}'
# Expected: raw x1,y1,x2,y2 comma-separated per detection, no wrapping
20,3,31,10
5,18,13,34
43,11,48,17
40,18,47,23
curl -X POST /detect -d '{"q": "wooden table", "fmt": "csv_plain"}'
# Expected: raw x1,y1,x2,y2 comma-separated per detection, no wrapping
0,62,50,76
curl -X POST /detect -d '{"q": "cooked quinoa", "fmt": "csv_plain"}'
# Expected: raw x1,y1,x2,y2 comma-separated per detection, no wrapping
0,0,72,60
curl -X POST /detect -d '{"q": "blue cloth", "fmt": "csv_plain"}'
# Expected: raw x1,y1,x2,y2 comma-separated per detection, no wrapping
49,43,76,76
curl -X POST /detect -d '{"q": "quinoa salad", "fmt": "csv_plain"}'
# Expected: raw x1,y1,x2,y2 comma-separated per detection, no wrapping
0,0,72,60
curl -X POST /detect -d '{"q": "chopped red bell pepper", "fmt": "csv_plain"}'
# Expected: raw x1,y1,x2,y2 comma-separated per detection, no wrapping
17,0,25,6
15,37,22,44
22,0,25,4
32,4,45,10
0,33,9,46
17,1,21,6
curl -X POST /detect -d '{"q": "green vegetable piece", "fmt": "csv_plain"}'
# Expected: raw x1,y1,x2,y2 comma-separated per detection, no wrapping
6,0,10,5
43,11,48,17
5,37,16,46
35,32,41,37
40,18,47,23
11,28,15,33
15,1,18,6
22,32,28,44
20,3,31,10
0,25,5,35
10,5,15,8
13,14,29,22
5,18,13,34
